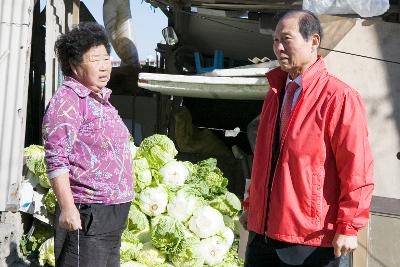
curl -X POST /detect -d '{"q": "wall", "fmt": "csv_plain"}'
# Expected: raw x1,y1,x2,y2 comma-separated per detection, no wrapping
0,0,34,212
324,18,400,199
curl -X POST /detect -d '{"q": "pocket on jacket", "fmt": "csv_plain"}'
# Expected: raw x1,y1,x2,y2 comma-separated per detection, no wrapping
310,164,324,224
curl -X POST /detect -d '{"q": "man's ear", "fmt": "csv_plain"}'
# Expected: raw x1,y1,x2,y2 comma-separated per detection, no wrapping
311,33,321,52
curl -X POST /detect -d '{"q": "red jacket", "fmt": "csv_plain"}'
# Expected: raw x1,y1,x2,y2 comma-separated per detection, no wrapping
243,56,374,247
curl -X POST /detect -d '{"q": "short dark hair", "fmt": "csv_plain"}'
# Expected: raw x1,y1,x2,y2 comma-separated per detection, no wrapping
54,22,111,76
275,10,323,43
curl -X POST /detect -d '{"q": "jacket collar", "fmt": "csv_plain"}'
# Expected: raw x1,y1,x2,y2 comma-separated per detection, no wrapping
266,55,327,97
63,76,112,100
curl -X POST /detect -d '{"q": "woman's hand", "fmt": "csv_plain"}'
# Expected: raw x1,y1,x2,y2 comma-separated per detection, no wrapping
59,205,82,231
50,172,82,231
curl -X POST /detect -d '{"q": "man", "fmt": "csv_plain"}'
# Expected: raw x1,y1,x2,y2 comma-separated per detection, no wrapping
240,10,374,267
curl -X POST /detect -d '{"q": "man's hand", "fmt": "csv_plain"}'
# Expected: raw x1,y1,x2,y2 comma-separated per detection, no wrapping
59,205,82,231
332,234,357,257
239,210,248,230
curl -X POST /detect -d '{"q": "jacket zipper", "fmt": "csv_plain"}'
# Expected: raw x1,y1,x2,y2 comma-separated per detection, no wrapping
263,93,280,239
264,91,304,240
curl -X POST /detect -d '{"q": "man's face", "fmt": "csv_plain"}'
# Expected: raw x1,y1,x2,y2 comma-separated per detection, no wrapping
73,45,112,93
273,15,318,78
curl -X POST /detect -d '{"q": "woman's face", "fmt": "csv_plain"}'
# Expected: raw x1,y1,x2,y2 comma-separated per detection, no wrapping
72,45,112,93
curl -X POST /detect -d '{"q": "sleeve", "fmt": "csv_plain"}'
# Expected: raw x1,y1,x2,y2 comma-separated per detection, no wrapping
42,90,82,179
328,89,374,236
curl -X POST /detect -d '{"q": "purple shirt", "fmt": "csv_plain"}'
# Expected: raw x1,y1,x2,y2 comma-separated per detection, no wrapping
43,77,134,204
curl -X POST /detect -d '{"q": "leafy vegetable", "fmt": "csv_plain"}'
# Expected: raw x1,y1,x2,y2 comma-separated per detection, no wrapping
210,192,242,217
20,221,53,258
222,215,241,236
24,145,51,188
121,261,148,267
127,204,150,232
191,158,228,199
188,206,225,239
120,240,143,263
151,215,186,255
169,237,204,267
138,185,168,217
159,160,189,189
130,140,138,159
136,242,166,266
136,134,178,169
38,237,55,267
43,189,57,215
133,158,152,193
167,188,201,222
199,235,229,266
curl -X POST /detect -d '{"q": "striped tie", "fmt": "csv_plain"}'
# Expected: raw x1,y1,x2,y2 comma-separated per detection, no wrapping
280,81,299,140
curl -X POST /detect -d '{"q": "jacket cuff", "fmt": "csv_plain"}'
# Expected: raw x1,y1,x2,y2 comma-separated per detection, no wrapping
336,223,358,236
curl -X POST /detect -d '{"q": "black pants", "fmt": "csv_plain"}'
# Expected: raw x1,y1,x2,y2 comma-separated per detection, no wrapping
244,232,350,267
54,202,131,267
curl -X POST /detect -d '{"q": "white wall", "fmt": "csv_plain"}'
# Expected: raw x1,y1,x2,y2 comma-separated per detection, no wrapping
324,18,400,199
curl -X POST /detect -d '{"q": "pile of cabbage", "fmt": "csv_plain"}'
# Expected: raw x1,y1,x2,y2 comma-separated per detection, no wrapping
22,134,244,267
22,145,56,266
122,134,243,267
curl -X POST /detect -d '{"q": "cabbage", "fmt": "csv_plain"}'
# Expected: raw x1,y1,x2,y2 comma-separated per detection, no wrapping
130,140,138,159
210,192,242,217
185,179,211,199
38,173,51,189
214,240,244,267
199,235,229,266
120,240,143,263
135,229,152,243
136,242,166,266
136,135,177,169
121,261,148,267
155,263,175,267
193,158,228,199
188,206,225,238
20,221,53,257
44,188,57,215
24,145,45,174
127,204,150,232
122,227,150,244
38,237,55,267
222,215,241,236
151,215,186,255
167,188,201,222
122,228,136,242
159,160,189,189
138,185,168,217
24,145,51,188
133,158,152,193
169,237,205,267
219,227,234,248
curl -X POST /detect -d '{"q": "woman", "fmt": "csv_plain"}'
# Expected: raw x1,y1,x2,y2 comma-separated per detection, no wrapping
43,22,134,266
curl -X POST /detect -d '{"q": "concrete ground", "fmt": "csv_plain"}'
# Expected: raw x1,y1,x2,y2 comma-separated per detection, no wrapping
0,212,30,267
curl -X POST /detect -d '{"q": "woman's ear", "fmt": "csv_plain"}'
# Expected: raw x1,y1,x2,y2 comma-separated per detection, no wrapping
70,63,78,77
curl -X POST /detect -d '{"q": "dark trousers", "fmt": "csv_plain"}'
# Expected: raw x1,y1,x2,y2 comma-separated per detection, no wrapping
244,232,350,267
54,202,131,267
